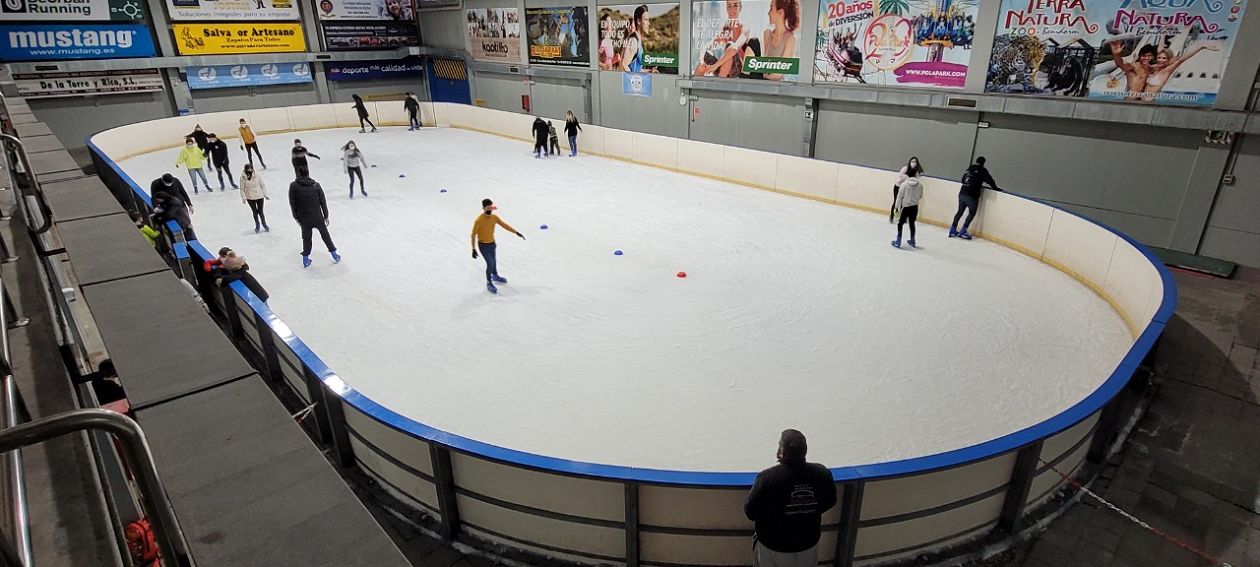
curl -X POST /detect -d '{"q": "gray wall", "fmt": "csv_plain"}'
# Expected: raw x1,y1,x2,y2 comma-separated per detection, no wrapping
328,77,426,103
815,102,978,175
189,83,323,114
530,76,587,122
1201,136,1260,267
419,8,465,50
973,115,1201,246
473,71,530,114
31,90,176,162
596,72,688,139
687,91,804,156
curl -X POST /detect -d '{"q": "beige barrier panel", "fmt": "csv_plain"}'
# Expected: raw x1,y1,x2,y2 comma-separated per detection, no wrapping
775,154,840,203
1044,209,1119,290
854,520,995,566
1105,240,1164,326
450,453,623,523
1027,439,1090,508
287,104,341,131
457,494,625,560
245,107,294,135
854,491,1005,559
861,453,1017,520
351,434,443,514
978,192,1054,258
343,404,435,477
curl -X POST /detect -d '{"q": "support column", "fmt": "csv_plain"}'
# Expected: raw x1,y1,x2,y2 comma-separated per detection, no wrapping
624,483,639,567
998,441,1043,534
834,481,863,567
430,445,461,540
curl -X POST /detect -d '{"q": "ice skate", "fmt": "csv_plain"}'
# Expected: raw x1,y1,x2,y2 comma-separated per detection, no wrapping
958,230,973,240
302,255,312,268
254,221,260,233
948,228,958,238
358,128,366,133
891,238,901,249
370,127,378,133
263,223,270,232
486,282,498,294
491,275,507,284
908,239,916,248
360,190,367,197
331,251,342,263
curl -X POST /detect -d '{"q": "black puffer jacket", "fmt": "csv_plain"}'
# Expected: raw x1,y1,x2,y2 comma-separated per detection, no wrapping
288,176,329,224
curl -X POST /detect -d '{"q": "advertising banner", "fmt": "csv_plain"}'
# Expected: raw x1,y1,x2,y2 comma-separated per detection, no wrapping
172,22,305,55
0,23,155,61
14,68,163,98
814,0,978,89
691,0,801,81
165,0,298,21
985,0,1248,106
317,0,417,50
597,3,680,74
622,71,652,96
525,6,589,66
325,58,422,80
416,0,457,7
464,7,521,63
0,0,145,21
186,62,311,89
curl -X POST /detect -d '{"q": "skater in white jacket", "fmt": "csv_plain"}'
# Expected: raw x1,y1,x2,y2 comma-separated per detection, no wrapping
239,163,270,233
892,171,923,249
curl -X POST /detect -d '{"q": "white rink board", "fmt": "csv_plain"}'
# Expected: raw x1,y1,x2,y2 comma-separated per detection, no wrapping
118,126,1131,473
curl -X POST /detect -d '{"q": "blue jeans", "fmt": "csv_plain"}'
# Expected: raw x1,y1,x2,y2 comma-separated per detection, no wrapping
187,168,209,189
951,194,979,232
478,241,497,282
568,134,577,156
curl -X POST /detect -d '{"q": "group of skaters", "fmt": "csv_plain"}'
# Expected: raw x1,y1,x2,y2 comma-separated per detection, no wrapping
889,155,1001,249
530,111,582,158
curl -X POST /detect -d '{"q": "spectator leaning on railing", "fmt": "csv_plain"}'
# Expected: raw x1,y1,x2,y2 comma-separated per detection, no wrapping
744,429,837,567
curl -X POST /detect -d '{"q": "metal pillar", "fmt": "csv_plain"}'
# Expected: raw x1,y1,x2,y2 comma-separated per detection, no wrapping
998,440,1043,534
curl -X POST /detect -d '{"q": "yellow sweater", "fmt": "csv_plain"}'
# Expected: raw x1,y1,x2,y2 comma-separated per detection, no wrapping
239,125,256,144
472,213,516,244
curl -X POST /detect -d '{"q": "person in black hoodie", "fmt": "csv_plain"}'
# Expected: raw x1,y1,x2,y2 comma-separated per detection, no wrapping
352,94,378,133
531,117,549,158
404,92,421,131
151,191,196,241
744,429,836,566
949,156,1002,240
289,165,340,268
291,139,321,175
149,173,193,213
205,133,238,190
186,124,213,172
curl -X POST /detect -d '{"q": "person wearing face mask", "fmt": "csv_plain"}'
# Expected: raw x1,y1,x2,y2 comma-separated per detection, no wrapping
291,139,321,175
892,167,923,249
239,163,270,233
238,118,266,168
892,156,923,223
470,198,524,294
205,133,238,191
341,140,368,198
186,124,213,172
175,137,211,193
150,173,193,212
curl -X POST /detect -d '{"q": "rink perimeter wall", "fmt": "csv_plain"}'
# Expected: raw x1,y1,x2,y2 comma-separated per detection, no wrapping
87,102,1176,567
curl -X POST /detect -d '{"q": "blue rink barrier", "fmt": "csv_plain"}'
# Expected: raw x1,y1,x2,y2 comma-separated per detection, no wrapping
85,107,1176,566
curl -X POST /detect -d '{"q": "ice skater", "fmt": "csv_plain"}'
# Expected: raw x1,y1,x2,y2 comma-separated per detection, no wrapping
150,173,193,212
891,169,922,249
531,117,548,158
176,137,211,193
240,163,270,233
186,124,212,172
547,121,560,156
404,92,421,130
205,133,238,190
291,139,321,176
352,94,378,133
289,165,340,268
470,198,524,294
892,156,923,223
341,141,368,198
564,110,582,156
239,118,266,168
949,156,1001,240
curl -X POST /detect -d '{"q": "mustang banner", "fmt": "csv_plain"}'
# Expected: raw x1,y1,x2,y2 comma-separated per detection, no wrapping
985,0,1249,106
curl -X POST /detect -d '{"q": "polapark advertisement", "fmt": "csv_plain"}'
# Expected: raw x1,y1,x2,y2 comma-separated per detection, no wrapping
317,0,418,51
691,0,802,82
985,0,1249,107
526,5,590,66
465,7,521,63
597,3,680,74
814,0,979,89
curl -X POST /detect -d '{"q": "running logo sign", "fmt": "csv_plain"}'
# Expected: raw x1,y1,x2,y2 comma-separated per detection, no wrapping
0,0,145,21
984,0,1249,107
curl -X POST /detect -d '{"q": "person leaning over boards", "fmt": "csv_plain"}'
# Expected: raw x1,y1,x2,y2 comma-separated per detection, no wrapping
745,429,837,567
949,156,1002,240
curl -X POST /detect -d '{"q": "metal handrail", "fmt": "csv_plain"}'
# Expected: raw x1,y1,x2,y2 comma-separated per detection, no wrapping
0,409,191,567
0,276,30,566
0,134,52,236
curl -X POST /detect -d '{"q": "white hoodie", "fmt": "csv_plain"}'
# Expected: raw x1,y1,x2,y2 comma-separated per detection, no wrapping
239,173,268,202
895,176,923,209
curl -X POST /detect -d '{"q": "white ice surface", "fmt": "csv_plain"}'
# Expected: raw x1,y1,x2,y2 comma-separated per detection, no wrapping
120,126,1132,473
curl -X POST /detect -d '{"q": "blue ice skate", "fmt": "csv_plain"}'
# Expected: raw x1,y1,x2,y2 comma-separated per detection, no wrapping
907,239,916,248
491,275,507,284
958,230,973,240
948,228,958,238
331,251,342,263
486,282,498,294
891,238,901,249
302,255,312,268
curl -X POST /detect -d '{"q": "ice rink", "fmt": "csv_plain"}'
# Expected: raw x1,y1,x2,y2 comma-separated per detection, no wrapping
120,125,1132,472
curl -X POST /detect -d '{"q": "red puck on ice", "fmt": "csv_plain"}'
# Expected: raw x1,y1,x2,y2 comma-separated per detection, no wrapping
676,271,687,278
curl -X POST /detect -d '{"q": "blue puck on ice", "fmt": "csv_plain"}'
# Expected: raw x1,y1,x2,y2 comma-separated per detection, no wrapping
440,189,447,193
398,174,406,178
614,250,623,256
540,224,548,230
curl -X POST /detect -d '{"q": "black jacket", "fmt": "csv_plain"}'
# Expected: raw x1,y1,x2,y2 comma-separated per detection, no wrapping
744,461,837,553
187,129,209,150
153,196,192,230
960,164,998,199
353,100,369,119
564,119,581,137
404,96,420,114
150,177,191,206
206,140,230,165
291,146,319,169
289,176,329,224
532,118,548,143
